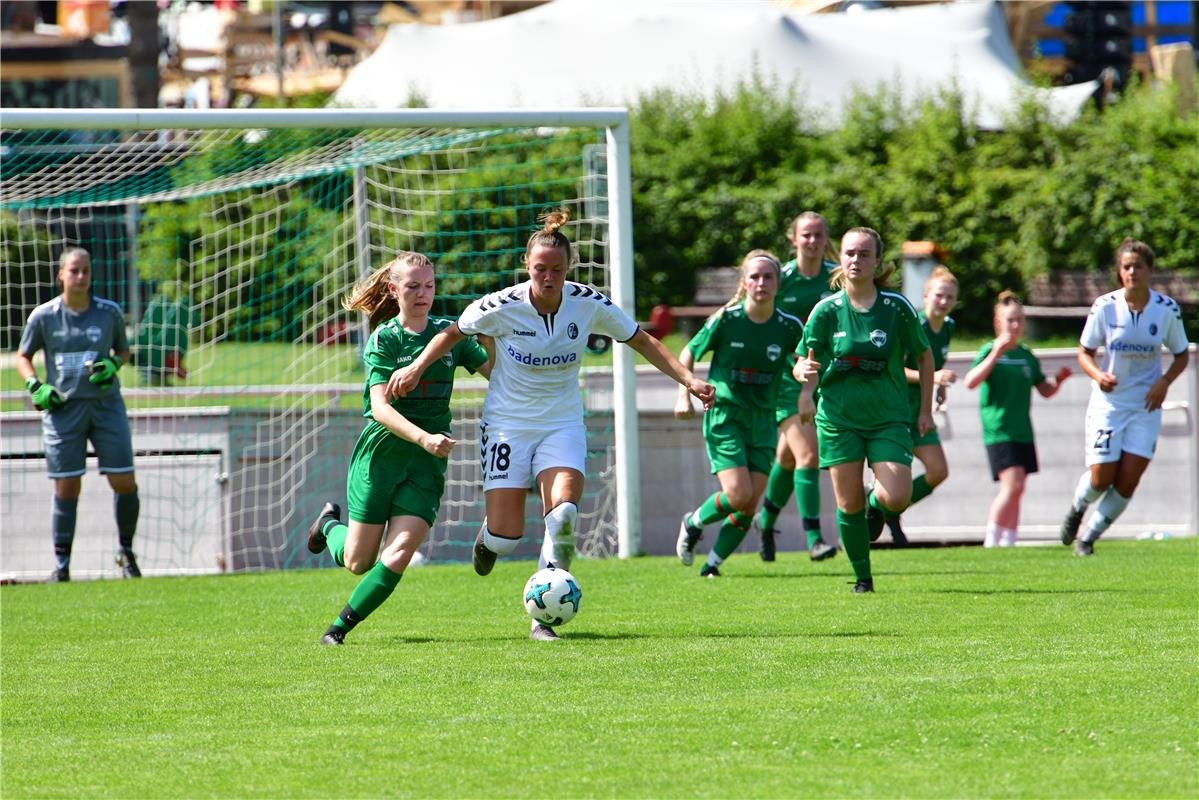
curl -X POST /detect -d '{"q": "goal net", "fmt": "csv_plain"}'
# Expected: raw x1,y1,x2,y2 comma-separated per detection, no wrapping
0,109,640,580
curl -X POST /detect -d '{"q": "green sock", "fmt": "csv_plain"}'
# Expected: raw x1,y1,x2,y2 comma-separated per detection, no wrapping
694,492,733,527
909,474,933,507
332,561,402,633
867,490,885,513
796,467,823,546
324,520,348,567
757,464,794,531
712,512,753,560
836,508,871,581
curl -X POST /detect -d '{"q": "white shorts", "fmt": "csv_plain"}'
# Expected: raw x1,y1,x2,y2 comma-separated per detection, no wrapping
478,420,586,491
1084,405,1161,466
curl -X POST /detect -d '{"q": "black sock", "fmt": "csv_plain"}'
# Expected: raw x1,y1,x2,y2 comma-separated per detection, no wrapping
52,496,78,570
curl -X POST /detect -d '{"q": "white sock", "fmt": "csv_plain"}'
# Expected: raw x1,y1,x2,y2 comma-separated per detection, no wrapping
539,501,578,571
483,527,520,556
705,550,723,568
1082,488,1130,543
999,526,1018,547
984,521,1002,548
1072,472,1102,513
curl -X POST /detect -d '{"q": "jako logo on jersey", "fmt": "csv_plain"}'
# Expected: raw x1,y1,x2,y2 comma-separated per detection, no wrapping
731,341,744,348
505,344,578,367
86,326,102,342
396,355,414,364
869,329,887,347
833,331,847,338
512,329,536,337
766,344,782,361
567,323,579,340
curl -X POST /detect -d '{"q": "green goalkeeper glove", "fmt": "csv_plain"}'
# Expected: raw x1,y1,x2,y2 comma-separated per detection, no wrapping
87,355,122,386
25,376,65,411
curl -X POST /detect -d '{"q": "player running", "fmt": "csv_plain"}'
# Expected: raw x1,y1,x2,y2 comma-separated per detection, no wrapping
306,252,491,645
793,227,933,593
877,266,960,544
752,212,839,563
389,209,714,641
1059,239,1189,556
675,249,805,577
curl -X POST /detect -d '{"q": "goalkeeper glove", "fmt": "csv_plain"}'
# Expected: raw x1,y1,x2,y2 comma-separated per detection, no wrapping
87,355,122,386
25,377,65,411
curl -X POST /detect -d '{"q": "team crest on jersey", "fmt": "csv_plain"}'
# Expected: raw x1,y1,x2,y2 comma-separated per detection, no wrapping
869,329,887,348
766,344,782,362
441,354,454,366
86,326,102,342
567,323,579,340
1149,323,1158,335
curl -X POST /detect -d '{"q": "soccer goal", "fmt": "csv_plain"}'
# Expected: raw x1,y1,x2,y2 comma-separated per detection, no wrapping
0,108,643,580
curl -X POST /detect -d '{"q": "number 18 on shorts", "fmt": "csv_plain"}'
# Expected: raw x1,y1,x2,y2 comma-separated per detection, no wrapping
478,421,587,491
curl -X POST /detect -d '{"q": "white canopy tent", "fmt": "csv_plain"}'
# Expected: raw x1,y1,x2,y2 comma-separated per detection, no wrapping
332,0,1098,129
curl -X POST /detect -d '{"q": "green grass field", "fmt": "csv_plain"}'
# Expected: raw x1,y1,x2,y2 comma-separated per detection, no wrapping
3,540,1195,799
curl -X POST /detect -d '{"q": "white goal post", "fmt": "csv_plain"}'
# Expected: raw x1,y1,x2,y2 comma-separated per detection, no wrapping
0,107,644,579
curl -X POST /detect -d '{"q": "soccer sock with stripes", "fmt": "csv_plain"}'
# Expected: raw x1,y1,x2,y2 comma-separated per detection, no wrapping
1081,488,1130,543
692,492,733,528
908,474,933,508
836,508,871,581
114,488,139,552
711,511,754,562
323,520,349,567
757,464,794,532
1072,471,1102,513
51,496,78,570
328,561,403,636
796,467,823,546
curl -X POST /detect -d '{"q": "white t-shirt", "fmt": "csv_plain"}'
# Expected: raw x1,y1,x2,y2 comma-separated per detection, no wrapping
1080,288,1189,413
457,280,639,427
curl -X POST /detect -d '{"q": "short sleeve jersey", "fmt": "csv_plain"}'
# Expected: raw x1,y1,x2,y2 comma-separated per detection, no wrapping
803,289,930,430
361,316,488,434
1080,289,1189,413
456,280,639,427
971,341,1046,445
907,312,955,416
777,259,837,323
18,296,129,400
686,303,804,413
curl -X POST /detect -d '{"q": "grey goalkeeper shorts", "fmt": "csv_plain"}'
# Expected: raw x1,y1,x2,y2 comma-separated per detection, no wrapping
41,392,134,479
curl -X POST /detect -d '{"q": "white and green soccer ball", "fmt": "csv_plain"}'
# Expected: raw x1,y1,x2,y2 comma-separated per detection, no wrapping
523,566,582,627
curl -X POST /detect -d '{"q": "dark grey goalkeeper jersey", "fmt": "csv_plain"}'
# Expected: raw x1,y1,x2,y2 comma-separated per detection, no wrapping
18,296,129,400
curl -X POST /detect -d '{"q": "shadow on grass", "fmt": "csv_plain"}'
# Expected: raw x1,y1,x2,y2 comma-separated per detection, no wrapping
924,587,1125,595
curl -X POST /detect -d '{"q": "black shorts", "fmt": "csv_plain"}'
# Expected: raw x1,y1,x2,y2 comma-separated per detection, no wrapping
986,440,1039,481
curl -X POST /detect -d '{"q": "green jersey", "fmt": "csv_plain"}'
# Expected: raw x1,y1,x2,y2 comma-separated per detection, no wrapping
361,316,488,433
777,259,837,323
686,302,804,413
803,289,930,430
906,312,955,416
971,341,1046,445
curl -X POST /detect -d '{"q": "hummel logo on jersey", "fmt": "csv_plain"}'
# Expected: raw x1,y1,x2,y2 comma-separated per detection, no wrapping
512,329,536,336
869,329,887,348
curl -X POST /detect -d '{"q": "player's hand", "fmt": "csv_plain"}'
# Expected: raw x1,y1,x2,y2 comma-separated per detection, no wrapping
934,384,948,411
798,392,816,424
793,349,820,383
421,432,456,458
994,332,1017,354
917,411,936,438
1144,377,1169,411
1096,371,1118,393
25,377,65,411
386,364,422,398
674,394,695,420
934,368,957,386
87,355,122,386
1055,366,1072,384
688,379,715,411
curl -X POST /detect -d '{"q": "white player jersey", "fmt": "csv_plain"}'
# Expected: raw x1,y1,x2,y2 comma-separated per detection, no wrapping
1080,288,1189,412
457,280,639,427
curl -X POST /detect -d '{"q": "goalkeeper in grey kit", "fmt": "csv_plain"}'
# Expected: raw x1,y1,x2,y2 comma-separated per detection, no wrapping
15,247,142,582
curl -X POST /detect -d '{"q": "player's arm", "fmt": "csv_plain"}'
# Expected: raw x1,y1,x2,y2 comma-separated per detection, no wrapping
1035,364,1072,398
386,323,466,398
1144,347,1189,411
626,328,714,410
915,347,935,435
1077,345,1117,392
672,340,700,418
368,383,454,458
965,338,1011,390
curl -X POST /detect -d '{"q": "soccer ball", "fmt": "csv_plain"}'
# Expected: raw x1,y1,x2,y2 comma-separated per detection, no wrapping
523,566,582,627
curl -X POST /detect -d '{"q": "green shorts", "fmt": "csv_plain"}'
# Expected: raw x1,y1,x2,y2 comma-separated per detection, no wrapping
702,403,775,475
816,420,913,469
910,418,942,449
346,422,447,526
